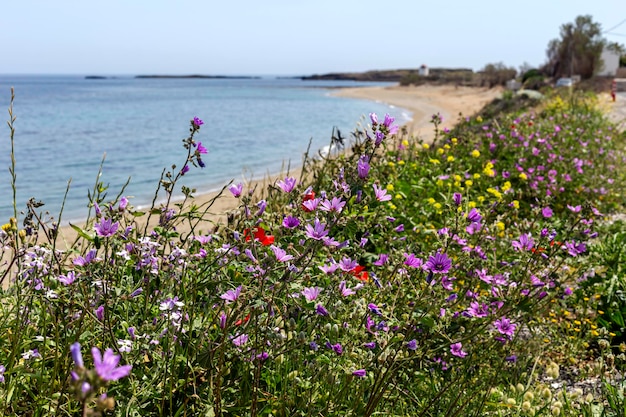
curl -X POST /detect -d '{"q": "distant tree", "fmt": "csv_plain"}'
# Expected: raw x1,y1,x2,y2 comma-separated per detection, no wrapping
544,15,606,79
480,62,517,88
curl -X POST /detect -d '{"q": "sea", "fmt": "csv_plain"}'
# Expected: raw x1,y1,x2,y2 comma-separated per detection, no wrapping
0,75,410,224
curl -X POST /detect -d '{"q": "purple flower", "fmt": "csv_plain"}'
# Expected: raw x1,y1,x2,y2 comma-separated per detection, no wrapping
270,245,294,262
95,305,105,321
320,197,346,213
357,155,370,179
406,339,418,350
338,256,358,272
304,218,329,240
352,369,366,378
229,183,243,198
373,253,389,266
319,262,339,274
373,184,392,202
369,113,379,125
316,304,329,316
180,164,190,175
450,342,467,358
220,286,242,303
512,233,534,252
383,113,398,135
302,286,322,301
494,317,517,339
338,280,356,297
302,198,320,212
192,117,204,128
91,347,132,381
276,176,297,193
58,271,76,286
425,252,452,274
542,206,553,218
0,365,5,383
466,208,482,223
330,342,343,355
403,253,423,268
196,142,208,154
282,216,300,229
368,303,382,316
70,342,84,367
256,199,267,216
94,218,119,237
232,334,248,347
453,192,462,206
118,196,129,212
363,342,376,349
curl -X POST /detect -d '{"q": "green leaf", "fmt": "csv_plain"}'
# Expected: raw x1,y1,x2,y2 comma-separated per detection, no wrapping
69,223,94,242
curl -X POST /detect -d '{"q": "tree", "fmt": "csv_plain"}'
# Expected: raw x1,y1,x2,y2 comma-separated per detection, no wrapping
480,62,517,88
544,15,606,79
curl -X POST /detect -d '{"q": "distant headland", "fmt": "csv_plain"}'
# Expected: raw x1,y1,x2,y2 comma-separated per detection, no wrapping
134,74,261,79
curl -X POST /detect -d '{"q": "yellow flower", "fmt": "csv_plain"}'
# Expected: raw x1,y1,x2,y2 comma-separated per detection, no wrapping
388,161,396,167
429,158,440,165
389,203,397,210
386,184,394,191
398,160,405,165
1,223,11,232
512,200,519,209
502,181,511,192
476,116,483,123
437,148,444,155
471,149,480,158
473,173,481,179
402,139,409,147
434,202,442,210
468,201,476,208
422,143,430,149
519,172,527,181
451,137,458,144
436,179,444,187
465,180,473,187
477,196,485,203
443,144,451,150
394,194,403,200
447,156,455,162
427,197,436,204
496,222,505,231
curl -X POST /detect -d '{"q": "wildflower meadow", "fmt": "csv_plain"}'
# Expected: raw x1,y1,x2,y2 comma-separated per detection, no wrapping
1,87,626,416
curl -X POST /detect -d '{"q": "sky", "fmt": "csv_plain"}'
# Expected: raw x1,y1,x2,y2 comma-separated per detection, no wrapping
1,0,625,76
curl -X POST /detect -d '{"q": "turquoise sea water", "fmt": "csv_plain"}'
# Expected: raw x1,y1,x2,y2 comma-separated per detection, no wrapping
0,76,409,224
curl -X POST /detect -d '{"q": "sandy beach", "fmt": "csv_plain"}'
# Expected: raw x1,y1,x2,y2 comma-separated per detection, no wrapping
52,84,503,246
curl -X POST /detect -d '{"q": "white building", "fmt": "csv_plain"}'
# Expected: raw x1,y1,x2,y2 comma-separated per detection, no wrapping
598,48,620,76
418,64,429,76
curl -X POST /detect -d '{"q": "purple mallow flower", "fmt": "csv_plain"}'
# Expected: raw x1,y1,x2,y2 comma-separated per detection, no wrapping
357,155,370,179
320,197,346,213
94,218,119,237
192,117,204,128
512,233,534,252
270,245,294,262
276,176,297,193
302,286,322,301
91,347,132,381
450,342,467,358
220,286,242,303
196,142,208,154
494,317,517,339
282,216,300,229
425,252,452,274
304,218,329,240
373,184,392,202
403,253,423,268
232,334,249,347
229,183,243,198
352,369,366,378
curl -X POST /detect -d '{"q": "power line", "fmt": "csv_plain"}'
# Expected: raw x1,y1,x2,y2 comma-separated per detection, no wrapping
606,32,626,38
604,18,626,33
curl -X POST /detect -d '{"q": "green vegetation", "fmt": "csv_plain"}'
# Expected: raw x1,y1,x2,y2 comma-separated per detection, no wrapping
0,87,625,416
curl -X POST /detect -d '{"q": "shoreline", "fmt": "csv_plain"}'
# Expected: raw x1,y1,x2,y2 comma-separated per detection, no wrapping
54,84,503,246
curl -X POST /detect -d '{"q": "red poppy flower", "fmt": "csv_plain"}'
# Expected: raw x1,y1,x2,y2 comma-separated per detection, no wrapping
235,313,250,326
302,191,316,212
244,227,275,246
351,265,369,282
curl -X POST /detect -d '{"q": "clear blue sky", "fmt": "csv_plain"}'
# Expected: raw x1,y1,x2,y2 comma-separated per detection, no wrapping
2,0,624,76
